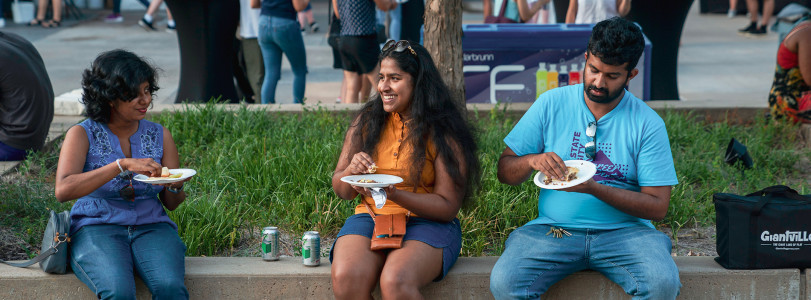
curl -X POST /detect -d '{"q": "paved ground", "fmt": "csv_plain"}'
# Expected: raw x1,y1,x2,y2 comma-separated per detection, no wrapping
0,0,777,106
0,0,779,173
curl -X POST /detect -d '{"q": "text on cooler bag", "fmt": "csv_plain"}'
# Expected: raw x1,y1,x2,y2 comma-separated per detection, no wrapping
761,230,811,242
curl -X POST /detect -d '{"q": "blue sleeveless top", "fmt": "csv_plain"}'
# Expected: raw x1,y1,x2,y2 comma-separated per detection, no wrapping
69,119,177,235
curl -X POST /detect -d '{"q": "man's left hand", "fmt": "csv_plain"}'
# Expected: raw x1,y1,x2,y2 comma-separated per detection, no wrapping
560,178,597,194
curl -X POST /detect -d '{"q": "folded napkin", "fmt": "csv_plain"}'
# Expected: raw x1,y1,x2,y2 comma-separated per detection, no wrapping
370,188,387,209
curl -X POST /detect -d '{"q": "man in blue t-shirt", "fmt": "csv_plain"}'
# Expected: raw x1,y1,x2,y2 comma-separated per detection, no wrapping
489,17,681,299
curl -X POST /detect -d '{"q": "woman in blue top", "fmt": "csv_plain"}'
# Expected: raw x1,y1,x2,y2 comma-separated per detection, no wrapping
55,50,190,300
251,0,310,104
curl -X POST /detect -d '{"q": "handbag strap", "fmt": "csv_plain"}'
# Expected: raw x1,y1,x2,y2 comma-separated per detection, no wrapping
495,0,508,18
0,239,65,268
363,202,411,221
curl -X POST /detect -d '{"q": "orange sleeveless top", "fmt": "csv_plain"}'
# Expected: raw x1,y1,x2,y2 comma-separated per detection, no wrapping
353,113,436,216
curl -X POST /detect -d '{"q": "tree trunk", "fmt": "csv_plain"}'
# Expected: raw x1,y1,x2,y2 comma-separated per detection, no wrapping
424,0,465,109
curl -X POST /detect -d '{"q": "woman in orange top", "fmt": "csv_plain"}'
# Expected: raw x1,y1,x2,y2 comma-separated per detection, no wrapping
330,40,481,299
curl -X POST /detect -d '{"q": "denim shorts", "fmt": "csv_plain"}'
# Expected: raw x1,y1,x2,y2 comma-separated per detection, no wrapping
329,213,462,281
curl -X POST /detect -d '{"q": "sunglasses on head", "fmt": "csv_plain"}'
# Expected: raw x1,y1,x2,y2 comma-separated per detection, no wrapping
382,40,417,57
119,171,135,202
584,121,597,160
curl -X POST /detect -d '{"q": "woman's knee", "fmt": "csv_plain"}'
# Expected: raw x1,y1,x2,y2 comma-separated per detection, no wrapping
96,281,137,300
331,264,375,296
379,268,420,298
149,277,189,299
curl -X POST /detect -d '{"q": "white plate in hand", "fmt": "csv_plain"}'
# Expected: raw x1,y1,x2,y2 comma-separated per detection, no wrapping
134,168,197,184
533,160,596,190
341,174,403,188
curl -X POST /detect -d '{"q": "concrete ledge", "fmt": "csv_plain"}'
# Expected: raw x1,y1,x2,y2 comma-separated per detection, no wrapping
0,257,803,299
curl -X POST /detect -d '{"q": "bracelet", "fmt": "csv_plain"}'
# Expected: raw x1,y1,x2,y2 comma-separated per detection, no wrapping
167,185,184,194
115,159,124,173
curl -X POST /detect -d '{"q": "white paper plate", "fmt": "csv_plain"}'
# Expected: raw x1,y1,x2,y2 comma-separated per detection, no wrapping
134,168,196,184
533,160,596,190
341,174,403,188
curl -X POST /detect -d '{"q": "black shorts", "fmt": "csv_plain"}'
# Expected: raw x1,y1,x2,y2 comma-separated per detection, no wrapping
331,45,343,69
337,34,380,75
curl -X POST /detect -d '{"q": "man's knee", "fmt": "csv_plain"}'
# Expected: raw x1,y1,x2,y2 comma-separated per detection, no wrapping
489,257,520,299
634,268,681,299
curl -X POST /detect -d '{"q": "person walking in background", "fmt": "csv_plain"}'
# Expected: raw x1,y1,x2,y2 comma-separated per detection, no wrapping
565,0,631,24
376,1,403,42
768,19,811,123
483,0,548,23
334,0,395,103
138,0,177,32
728,0,738,18
252,0,309,104
330,41,480,299
238,0,265,103
55,49,191,299
298,3,319,33
489,17,681,299
106,0,149,22
0,32,54,161
738,0,774,35
28,0,63,27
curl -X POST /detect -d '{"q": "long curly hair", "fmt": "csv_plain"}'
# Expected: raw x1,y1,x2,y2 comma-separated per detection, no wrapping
81,49,159,123
349,43,481,205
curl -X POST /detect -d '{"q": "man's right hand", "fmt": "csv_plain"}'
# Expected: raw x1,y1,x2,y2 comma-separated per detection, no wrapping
527,152,568,181
497,147,568,185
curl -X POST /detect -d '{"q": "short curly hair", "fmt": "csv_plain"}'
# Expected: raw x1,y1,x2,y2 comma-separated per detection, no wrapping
587,17,645,72
81,49,159,123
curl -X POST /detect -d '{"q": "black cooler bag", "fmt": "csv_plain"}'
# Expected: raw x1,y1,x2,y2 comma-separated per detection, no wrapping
714,185,811,269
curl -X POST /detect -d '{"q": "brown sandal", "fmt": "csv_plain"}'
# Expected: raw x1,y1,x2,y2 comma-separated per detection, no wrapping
28,18,45,26
43,19,61,28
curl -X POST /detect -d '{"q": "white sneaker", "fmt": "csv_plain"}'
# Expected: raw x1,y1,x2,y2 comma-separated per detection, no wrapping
0,18,5,28
727,9,736,18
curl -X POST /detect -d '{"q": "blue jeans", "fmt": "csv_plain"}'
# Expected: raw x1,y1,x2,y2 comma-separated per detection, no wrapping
0,140,26,161
376,5,402,42
490,224,680,300
257,15,308,104
70,223,188,300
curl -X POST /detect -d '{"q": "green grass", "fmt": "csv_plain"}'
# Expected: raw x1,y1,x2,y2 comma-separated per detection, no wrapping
1,103,808,258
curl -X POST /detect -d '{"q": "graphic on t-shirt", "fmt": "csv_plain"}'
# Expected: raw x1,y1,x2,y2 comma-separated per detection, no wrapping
569,131,627,183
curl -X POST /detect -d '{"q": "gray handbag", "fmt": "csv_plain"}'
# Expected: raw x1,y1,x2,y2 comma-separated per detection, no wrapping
1,210,71,274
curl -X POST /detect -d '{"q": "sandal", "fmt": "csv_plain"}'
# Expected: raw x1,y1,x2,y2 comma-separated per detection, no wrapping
28,18,44,26
43,19,61,28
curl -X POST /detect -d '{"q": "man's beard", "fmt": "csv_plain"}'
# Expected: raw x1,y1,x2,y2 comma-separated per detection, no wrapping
584,84,624,104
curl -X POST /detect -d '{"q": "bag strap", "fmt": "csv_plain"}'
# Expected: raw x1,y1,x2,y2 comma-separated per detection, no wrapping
497,0,508,18
363,201,411,221
0,239,65,268
746,185,811,201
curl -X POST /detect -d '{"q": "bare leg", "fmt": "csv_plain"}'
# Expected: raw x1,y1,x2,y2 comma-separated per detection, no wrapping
360,66,380,103
343,71,362,103
331,235,386,300
760,0,774,29
745,0,758,23
146,0,163,16
51,0,62,21
379,240,444,300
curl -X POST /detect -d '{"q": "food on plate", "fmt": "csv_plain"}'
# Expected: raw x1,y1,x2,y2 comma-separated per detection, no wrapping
148,169,183,180
367,163,377,174
543,166,579,185
357,179,378,183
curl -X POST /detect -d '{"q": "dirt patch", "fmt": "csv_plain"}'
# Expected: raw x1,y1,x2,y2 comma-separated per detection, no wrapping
0,228,33,261
661,225,718,257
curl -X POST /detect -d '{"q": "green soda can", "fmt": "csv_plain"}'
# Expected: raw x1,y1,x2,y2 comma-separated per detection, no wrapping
302,231,320,266
261,227,279,261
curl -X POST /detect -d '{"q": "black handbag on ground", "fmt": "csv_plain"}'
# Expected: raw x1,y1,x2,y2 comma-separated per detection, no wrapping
714,185,811,269
0,210,71,274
